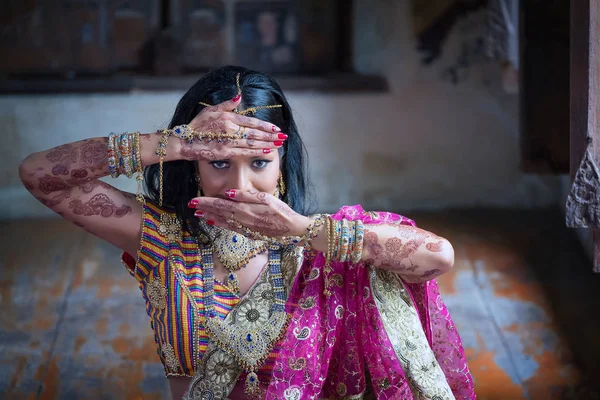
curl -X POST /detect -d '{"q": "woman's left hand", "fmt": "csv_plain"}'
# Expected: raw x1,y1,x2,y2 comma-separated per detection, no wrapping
187,190,311,240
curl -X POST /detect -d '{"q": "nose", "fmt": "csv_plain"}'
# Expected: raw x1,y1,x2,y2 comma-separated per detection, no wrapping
228,166,253,192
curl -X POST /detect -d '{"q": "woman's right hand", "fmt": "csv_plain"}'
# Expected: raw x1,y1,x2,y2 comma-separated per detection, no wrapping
176,96,287,161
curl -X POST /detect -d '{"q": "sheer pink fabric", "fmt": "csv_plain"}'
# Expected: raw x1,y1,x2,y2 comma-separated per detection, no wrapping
265,205,476,399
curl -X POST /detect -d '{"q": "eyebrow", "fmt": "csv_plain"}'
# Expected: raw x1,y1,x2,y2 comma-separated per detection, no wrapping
210,156,272,162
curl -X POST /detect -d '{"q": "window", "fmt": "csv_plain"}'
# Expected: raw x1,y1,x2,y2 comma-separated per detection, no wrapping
1,0,382,92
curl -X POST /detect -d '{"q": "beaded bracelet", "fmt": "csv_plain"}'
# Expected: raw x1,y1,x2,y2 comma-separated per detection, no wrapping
107,133,119,178
339,219,350,262
119,133,134,178
351,220,364,263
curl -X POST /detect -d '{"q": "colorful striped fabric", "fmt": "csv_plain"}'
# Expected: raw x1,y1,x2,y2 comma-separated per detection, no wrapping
122,201,281,381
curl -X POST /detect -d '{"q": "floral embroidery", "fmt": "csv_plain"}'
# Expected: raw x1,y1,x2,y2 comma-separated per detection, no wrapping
288,357,306,371
189,378,225,400
298,296,316,310
330,273,344,288
370,268,454,398
161,342,179,371
293,326,311,340
337,382,348,396
283,387,302,400
307,267,320,281
335,305,345,320
147,278,167,310
157,213,181,242
237,300,268,328
205,350,238,386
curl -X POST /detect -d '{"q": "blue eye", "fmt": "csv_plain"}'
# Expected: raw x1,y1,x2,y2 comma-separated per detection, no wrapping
252,159,272,169
210,161,229,170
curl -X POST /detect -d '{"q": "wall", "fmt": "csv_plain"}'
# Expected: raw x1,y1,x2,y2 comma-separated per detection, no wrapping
0,0,562,220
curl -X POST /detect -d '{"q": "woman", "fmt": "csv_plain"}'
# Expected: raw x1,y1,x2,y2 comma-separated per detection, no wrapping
19,66,476,399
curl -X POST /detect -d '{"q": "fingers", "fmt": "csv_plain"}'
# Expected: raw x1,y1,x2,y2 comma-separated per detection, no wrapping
223,190,273,205
230,114,282,133
209,94,242,113
243,128,287,143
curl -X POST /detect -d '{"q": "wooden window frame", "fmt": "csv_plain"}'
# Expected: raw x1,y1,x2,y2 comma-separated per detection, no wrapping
0,0,388,94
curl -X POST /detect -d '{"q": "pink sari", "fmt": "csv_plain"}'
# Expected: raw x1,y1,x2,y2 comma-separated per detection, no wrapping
265,205,476,399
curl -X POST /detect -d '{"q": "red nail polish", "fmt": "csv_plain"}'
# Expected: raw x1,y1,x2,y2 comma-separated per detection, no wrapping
225,190,236,198
272,126,281,132
194,211,204,217
274,140,283,147
188,199,198,208
263,148,271,154
278,133,288,140
233,94,241,102
207,220,216,225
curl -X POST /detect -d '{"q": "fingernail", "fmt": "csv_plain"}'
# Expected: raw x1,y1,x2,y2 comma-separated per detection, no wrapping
274,140,283,147
188,199,198,208
278,133,288,140
233,94,241,102
194,211,204,217
272,126,281,132
263,148,271,154
207,220,215,225
225,189,236,198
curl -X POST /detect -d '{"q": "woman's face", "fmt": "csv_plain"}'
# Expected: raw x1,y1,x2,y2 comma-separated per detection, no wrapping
196,151,280,198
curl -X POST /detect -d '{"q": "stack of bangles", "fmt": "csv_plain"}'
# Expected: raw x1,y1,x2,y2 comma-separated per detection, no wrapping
324,217,364,265
107,131,145,203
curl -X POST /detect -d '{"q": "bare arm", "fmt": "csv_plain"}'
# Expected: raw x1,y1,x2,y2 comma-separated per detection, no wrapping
360,224,454,283
18,134,172,256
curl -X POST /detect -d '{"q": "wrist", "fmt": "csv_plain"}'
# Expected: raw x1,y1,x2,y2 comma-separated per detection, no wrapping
304,215,328,253
140,132,181,166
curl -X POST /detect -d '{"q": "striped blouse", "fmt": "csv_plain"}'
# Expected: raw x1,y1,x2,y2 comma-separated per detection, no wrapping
121,201,286,382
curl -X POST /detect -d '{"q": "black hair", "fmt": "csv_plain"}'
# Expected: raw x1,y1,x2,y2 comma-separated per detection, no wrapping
144,65,314,236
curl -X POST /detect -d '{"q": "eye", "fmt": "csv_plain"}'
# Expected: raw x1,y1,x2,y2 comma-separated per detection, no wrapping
252,159,272,169
209,161,229,170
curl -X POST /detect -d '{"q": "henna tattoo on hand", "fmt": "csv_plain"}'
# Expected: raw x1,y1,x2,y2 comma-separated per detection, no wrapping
257,192,271,205
69,193,132,218
212,198,235,211
253,212,290,236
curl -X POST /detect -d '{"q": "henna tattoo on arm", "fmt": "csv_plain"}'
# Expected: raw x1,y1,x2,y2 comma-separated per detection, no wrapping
426,241,444,252
69,193,132,218
363,225,451,279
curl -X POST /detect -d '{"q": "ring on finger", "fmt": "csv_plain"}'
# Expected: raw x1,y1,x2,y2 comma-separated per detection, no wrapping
230,211,235,219
240,126,247,139
235,126,243,138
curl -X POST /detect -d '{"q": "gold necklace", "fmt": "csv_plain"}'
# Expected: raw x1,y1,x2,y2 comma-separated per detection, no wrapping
199,241,289,398
202,223,267,294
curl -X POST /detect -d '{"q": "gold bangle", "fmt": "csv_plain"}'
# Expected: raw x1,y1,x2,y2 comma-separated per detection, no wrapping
351,220,364,263
133,132,145,204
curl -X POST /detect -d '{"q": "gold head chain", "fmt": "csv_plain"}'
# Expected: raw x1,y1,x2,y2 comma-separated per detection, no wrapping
198,73,283,115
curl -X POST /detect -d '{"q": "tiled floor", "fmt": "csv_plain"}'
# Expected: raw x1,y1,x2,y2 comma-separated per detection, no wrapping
1,209,600,399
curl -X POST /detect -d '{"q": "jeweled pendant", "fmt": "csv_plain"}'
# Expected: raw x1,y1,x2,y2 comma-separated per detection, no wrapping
225,272,240,294
244,372,261,399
